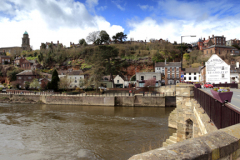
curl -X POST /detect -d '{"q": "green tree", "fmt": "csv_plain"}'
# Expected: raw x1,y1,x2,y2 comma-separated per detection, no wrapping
30,79,40,90
51,69,60,91
79,38,87,46
183,53,190,61
112,32,127,43
99,30,110,44
87,45,126,88
24,81,30,90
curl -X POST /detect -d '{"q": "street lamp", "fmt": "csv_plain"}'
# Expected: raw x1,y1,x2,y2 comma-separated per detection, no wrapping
181,35,196,68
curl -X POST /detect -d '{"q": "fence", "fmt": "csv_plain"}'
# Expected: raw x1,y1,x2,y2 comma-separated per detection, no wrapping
0,91,174,97
193,87,240,129
213,83,238,88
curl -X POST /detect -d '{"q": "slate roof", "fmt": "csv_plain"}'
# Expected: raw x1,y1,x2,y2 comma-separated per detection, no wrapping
0,55,10,58
155,62,181,67
182,67,201,73
16,70,39,76
206,45,236,49
68,70,84,75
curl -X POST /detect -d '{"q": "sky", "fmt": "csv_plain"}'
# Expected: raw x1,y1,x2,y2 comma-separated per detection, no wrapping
1,0,240,50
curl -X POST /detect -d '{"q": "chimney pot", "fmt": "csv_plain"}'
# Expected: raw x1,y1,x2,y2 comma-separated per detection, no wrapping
212,35,214,38
57,41,59,44
208,36,210,39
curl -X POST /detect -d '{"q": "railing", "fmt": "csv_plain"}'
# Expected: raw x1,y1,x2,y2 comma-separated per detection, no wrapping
213,83,238,88
0,91,173,97
193,87,240,129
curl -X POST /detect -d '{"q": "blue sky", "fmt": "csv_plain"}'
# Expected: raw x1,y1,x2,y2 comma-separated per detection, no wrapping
1,0,240,49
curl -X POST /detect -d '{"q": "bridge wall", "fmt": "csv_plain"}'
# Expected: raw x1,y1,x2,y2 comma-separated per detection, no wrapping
129,123,240,160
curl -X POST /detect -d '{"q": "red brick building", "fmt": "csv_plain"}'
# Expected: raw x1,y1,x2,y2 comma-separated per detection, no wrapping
14,57,26,66
198,35,226,51
155,61,181,85
203,45,237,55
16,70,40,89
0,56,11,64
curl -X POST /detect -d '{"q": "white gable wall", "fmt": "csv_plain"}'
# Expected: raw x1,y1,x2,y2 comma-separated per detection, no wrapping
206,54,230,84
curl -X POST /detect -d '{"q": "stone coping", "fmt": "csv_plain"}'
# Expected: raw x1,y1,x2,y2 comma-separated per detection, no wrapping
129,124,240,160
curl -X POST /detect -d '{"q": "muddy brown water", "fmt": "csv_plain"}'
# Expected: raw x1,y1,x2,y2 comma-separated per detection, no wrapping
0,103,176,160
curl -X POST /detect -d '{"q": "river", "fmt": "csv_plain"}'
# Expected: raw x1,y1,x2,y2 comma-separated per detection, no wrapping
0,103,176,160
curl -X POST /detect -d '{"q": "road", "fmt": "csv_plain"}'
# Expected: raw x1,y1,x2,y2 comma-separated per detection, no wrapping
201,88,240,109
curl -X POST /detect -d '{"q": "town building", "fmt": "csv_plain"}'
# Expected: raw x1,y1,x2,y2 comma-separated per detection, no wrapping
114,75,133,88
197,35,226,51
14,57,26,67
230,62,240,83
205,54,230,84
200,66,206,84
0,31,31,54
136,72,161,87
0,56,11,64
16,70,40,89
155,61,181,85
183,67,201,82
40,41,63,50
226,39,240,47
67,70,85,89
203,45,237,55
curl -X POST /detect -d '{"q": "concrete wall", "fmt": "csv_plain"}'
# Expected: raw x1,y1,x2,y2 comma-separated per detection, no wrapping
129,123,240,160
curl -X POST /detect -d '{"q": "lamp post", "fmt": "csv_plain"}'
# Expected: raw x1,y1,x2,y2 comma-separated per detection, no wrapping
181,35,196,68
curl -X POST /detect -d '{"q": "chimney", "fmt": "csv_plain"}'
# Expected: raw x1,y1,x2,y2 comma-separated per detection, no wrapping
203,38,205,41
212,35,214,38
70,42,72,46
57,41,59,45
222,35,224,37
236,62,239,68
208,36,210,39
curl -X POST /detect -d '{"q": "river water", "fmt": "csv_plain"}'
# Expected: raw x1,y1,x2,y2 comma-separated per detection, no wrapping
0,103,176,160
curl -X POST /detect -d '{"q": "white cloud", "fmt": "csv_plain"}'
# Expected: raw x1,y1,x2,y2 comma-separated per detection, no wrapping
138,4,154,11
127,16,240,44
97,6,107,11
0,0,124,49
112,1,125,11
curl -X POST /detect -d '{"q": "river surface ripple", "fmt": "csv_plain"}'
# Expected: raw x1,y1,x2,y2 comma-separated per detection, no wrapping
0,103,175,160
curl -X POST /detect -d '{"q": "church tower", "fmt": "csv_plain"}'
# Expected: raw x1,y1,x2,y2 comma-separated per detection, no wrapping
22,31,30,50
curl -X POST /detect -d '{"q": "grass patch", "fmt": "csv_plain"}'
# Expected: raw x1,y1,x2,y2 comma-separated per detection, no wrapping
26,57,37,61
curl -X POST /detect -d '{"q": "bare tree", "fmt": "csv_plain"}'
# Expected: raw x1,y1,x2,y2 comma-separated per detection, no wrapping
86,31,100,44
58,76,71,91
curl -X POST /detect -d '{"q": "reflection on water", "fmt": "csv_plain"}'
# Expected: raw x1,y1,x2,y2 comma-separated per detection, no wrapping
0,103,176,160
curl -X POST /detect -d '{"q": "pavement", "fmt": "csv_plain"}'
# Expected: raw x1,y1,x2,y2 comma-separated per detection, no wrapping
201,88,240,109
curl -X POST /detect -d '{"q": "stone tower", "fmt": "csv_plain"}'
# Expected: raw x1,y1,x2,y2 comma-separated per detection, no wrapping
22,31,30,50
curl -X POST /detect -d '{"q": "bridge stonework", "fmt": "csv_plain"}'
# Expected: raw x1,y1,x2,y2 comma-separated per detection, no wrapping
129,84,240,160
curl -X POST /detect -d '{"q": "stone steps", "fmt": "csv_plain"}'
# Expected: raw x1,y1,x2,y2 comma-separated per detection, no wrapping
162,132,178,147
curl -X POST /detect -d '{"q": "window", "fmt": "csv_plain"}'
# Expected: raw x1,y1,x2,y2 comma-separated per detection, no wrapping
117,80,119,83
168,74,170,78
194,77,196,80
18,77,21,79
222,74,224,78
207,51,208,54
172,73,175,78
222,66,224,70
194,72,196,75
176,74,179,78
184,77,186,80
219,49,220,54
75,80,77,83
172,67,175,72
75,77,77,79
162,68,164,73
168,67,170,72
141,76,144,80
189,73,191,75
176,67,179,72
184,73,186,75
153,76,156,79
189,77,192,80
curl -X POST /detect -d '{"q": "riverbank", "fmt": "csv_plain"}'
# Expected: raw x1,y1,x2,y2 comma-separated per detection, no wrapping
0,93,176,107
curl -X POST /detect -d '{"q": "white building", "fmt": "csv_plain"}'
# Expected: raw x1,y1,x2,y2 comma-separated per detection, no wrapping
230,62,240,83
206,54,230,84
183,67,201,82
136,72,161,87
114,75,134,88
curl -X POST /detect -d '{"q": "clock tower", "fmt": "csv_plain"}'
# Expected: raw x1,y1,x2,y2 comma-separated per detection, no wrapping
22,31,30,50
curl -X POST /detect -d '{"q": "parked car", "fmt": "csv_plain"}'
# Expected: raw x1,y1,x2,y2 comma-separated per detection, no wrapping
203,83,213,88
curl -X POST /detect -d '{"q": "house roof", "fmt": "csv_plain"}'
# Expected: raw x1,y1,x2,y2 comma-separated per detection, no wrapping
57,70,68,75
16,70,39,76
206,45,236,49
203,39,210,43
155,62,181,67
21,59,33,64
0,55,10,58
67,70,84,75
183,67,201,73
